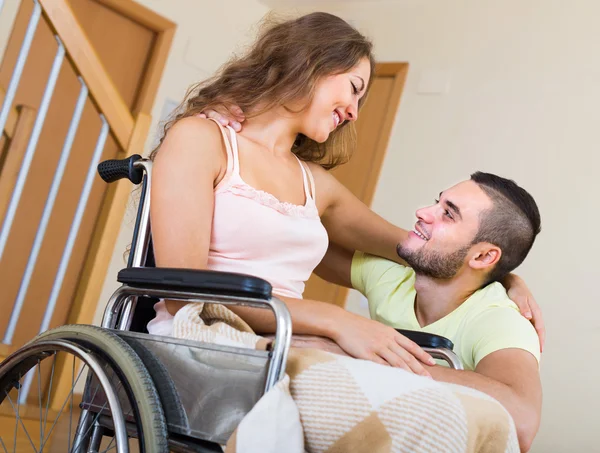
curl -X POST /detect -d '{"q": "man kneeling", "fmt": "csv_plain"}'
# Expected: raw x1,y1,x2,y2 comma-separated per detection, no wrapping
310,172,542,452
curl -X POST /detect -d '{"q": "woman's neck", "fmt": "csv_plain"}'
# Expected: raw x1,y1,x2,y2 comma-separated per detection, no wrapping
238,107,301,156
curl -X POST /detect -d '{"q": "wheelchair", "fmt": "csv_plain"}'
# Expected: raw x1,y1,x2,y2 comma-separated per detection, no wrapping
0,154,462,452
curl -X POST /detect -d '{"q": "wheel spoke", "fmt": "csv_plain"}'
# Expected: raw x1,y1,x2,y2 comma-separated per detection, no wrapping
102,436,115,453
0,436,8,453
99,437,118,453
5,390,39,453
39,364,86,450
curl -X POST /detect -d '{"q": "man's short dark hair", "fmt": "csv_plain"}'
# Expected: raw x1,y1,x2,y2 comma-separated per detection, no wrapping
470,172,541,283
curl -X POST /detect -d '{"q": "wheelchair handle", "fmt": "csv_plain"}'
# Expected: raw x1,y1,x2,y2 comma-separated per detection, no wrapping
98,154,144,184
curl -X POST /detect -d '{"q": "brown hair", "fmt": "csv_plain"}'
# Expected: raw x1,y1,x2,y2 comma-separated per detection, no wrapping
152,12,375,169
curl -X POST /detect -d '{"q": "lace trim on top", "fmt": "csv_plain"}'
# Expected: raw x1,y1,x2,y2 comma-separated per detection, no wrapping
221,180,319,219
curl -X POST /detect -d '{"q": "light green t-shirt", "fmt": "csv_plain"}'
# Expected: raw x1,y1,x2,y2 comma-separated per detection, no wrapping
351,252,541,371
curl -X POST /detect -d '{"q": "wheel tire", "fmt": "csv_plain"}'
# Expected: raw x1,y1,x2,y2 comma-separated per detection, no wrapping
31,324,169,453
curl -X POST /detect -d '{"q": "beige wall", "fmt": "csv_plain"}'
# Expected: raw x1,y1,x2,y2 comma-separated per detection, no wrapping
0,1,20,63
270,1,599,451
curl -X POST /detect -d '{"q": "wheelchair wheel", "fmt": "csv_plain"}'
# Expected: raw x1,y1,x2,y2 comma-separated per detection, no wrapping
0,325,168,452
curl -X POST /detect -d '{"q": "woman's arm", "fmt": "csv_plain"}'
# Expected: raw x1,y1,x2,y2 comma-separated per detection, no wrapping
503,274,545,351
228,295,435,376
150,117,227,314
309,162,408,264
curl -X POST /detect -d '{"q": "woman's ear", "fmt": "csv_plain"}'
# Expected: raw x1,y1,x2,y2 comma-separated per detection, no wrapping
469,244,501,271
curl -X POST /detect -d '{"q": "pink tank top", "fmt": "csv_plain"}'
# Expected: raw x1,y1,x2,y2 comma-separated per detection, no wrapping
147,121,329,335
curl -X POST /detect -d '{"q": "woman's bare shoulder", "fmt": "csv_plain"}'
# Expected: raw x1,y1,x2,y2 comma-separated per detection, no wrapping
160,117,224,153
155,117,228,173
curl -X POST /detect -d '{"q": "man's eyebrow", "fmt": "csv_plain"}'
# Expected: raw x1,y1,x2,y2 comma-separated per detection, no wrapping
439,192,462,219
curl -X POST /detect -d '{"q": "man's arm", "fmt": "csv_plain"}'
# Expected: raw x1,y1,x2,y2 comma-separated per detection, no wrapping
427,349,541,452
313,242,354,288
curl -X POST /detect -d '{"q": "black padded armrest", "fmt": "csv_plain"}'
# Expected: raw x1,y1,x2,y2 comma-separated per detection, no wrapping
117,267,273,300
396,329,454,350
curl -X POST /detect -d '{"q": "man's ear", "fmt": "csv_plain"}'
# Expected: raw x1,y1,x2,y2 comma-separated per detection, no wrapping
469,243,501,271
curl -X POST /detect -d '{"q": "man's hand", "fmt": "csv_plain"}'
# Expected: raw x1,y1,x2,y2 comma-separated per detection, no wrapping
330,311,436,377
196,106,245,132
503,274,545,352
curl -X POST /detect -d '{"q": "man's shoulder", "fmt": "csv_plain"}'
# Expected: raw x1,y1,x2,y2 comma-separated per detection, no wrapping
463,282,534,334
465,281,520,312
461,282,540,367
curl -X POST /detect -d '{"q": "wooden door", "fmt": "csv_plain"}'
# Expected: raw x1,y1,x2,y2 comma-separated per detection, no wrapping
303,63,409,307
0,0,173,372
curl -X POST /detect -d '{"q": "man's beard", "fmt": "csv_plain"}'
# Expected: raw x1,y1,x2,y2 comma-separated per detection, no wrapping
396,243,471,279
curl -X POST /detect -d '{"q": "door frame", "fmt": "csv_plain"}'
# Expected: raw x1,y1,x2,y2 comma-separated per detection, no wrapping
95,0,176,116
362,62,408,206
330,62,409,308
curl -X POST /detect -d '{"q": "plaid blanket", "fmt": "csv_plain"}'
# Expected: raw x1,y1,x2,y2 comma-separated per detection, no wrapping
172,303,519,453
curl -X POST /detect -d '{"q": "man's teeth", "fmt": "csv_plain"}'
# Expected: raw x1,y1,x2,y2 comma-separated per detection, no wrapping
414,230,428,241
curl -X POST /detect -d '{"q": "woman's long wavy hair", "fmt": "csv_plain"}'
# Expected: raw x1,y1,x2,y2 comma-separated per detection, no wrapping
152,12,375,170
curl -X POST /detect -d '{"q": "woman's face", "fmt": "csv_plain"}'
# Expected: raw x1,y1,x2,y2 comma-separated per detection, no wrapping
299,57,372,143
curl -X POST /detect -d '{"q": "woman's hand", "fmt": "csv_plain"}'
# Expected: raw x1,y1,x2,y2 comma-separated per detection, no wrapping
196,106,245,131
504,274,545,352
330,311,436,377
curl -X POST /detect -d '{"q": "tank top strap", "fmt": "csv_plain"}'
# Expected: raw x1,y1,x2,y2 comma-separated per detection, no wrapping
227,125,241,175
303,161,317,203
293,156,314,202
207,118,240,176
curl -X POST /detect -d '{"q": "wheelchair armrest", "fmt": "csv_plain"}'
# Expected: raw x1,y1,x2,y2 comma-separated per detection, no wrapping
396,329,454,350
117,267,273,300
113,267,291,389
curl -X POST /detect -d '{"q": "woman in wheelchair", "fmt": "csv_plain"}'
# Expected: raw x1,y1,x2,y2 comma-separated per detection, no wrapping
147,12,543,376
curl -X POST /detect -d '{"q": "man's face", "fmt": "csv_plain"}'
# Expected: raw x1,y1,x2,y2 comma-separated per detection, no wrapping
397,180,493,279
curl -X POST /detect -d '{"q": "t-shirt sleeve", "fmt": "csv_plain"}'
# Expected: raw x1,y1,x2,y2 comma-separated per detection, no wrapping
351,252,413,322
467,307,541,368
350,251,399,297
